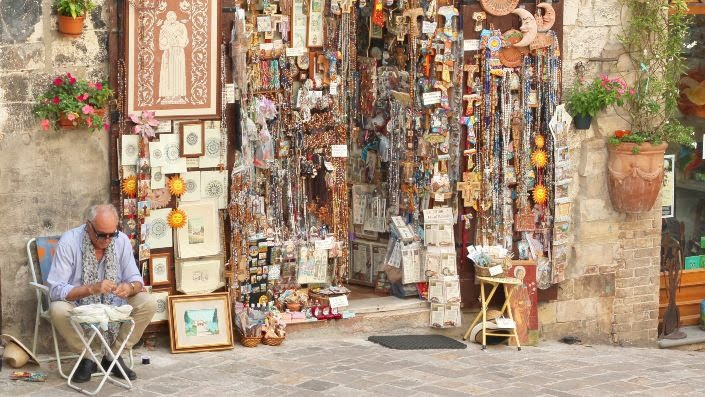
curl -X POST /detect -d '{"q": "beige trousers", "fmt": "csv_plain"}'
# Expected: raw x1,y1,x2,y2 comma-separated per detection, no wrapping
49,292,157,355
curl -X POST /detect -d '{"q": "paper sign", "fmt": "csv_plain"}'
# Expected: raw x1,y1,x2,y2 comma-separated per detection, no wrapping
328,295,349,308
257,16,272,32
496,317,516,329
314,238,334,250
157,121,172,133
423,207,455,224
225,83,235,103
488,264,503,276
464,39,480,51
434,192,445,202
423,91,442,105
422,21,437,34
331,144,348,157
329,81,338,95
286,47,306,57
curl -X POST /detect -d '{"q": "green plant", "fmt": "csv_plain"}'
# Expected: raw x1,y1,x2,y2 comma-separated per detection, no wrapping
33,72,113,132
54,0,96,18
566,72,632,117
613,0,695,146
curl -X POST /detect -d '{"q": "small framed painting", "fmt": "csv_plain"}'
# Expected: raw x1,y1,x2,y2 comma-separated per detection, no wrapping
180,121,205,157
149,252,173,287
168,292,233,353
307,0,324,47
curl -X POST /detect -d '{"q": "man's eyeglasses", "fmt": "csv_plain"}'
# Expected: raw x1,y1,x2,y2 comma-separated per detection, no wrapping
88,221,119,241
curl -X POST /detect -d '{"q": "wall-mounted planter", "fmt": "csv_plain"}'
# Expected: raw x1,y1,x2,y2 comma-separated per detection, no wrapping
58,15,85,36
607,141,667,213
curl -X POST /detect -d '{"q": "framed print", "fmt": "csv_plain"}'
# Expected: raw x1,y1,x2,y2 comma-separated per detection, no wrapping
126,0,220,118
167,292,233,353
176,200,221,258
149,252,173,287
199,121,224,168
145,207,173,249
350,241,372,285
175,255,225,294
307,0,324,47
180,121,205,157
200,170,228,209
148,286,171,324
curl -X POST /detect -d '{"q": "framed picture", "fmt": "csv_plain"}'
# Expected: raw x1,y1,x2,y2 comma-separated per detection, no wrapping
180,121,205,157
176,200,221,258
125,0,221,118
175,255,225,294
291,2,307,49
149,252,173,287
148,286,171,325
307,0,324,47
167,292,233,353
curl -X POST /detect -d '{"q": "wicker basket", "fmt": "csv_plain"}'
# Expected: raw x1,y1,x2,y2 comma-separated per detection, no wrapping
237,330,261,348
474,262,507,278
262,336,285,346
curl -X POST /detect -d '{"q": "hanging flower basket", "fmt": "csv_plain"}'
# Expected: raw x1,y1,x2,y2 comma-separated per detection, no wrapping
607,141,667,213
573,114,592,130
57,15,85,36
57,113,78,129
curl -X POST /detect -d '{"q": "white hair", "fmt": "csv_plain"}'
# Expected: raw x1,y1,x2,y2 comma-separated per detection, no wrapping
87,204,119,222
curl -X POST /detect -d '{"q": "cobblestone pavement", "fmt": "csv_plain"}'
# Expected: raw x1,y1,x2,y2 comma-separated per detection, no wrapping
3,335,705,396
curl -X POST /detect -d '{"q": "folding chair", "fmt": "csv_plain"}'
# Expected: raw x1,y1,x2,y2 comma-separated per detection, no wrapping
27,237,134,379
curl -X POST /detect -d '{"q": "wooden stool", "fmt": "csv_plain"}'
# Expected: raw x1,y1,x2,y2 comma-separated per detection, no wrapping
462,276,522,351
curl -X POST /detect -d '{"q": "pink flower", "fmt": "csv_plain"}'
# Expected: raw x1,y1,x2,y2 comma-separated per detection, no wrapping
52,96,60,104
67,113,77,121
630,89,635,95
129,111,159,139
88,82,96,89
96,82,103,90
53,77,63,86
104,122,110,131
86,117,92,127
40,119,50,130
66,72,73,79
82,104,95,115
617,88,625,95
76,93,89,102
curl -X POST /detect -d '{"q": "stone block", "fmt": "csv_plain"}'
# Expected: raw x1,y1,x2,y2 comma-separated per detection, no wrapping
0,44,45,70
566,27,611,59
593,0,623,26
578,139,607,177
52,31,108,67
0,0,42,44
573,274,616,299
556,298,598,323
538,301,556,326
576,220,620,241
579,172,608,197
563,0,580,25
579,198,622,222
574,242,618,267
0,72,30,102
594,114,631,138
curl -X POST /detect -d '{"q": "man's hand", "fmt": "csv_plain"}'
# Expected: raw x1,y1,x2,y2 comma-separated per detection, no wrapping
113,282,132,299
92,280,116,295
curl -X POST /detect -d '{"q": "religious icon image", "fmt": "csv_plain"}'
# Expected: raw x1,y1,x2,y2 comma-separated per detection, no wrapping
158,11,190,105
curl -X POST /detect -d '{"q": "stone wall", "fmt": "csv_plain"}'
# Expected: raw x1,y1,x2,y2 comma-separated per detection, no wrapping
0,0,111,351
538,0,661,345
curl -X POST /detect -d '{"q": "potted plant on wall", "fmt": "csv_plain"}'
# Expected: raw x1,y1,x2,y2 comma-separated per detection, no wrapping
33,72,113,132
566,65,632,130
607,0,695,213
55,0,96,36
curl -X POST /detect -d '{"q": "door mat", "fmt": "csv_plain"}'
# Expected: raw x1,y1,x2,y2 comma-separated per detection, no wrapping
367,335,467,350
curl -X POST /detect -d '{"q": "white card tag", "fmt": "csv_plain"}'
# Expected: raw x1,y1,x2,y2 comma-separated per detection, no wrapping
464,39,480,51
286,47,306,57
422,21,437,34
488,264,503,276
331,144,348,157
225,83,235,103
423,91,441,105
328,295,349,308
495,317,516,329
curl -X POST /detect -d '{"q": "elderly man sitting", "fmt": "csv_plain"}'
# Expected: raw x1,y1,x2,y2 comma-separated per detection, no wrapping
47,204,156,383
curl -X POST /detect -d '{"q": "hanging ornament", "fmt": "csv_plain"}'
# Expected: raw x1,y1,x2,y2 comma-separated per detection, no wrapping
372,0,384,26
167,176,186,197
534,134,545,148
480,0,519,16
487,35,503,52
531,149,549,168
532,184,549,205
148,188,172,209
511,8,538,47
499,29,527,67
121,175,138,198
167,208,187,229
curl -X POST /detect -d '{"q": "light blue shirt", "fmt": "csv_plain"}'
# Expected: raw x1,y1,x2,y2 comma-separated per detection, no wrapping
47,225,143,305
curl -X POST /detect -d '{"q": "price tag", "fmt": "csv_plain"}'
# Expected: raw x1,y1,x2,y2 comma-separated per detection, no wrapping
495,317,516,329
488,264,503,276
329,81,338,95
286,47,306,57
434,192,445,202
225,83,236,103
422,21,437,34
314,238,334,250
157,120,172,133
257,16,272,32
423,91,441,105
464,39,480,51
331,144,348,157
328,295,349,308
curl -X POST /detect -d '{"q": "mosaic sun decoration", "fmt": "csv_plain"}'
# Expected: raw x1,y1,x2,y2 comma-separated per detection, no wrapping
534,134,545,148
532,184,549,205
167,208,187,229
531,149,548,169
167,176,186,197
121,175,138,197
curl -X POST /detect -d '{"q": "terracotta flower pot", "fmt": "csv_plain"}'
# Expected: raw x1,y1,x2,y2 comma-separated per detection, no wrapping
58,113,77,129
58,15,85,36
607,141,668,213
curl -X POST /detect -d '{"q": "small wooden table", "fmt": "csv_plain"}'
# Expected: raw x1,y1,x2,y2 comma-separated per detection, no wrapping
462,276,522,350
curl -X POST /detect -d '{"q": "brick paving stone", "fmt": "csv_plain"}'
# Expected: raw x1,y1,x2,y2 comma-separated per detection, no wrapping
295,379,337,391
413,384,474,396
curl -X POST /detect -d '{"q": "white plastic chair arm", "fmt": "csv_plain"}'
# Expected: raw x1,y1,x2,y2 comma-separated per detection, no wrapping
29,282,50,295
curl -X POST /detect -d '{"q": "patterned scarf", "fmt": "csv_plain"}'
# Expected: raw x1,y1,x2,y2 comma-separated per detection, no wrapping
80,230,120,351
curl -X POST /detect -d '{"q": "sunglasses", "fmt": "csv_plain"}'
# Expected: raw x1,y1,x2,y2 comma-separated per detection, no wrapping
88,221,119,241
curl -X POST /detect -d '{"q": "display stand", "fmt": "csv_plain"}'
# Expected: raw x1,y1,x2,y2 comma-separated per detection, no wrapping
67,318,135,396
462,276,521,351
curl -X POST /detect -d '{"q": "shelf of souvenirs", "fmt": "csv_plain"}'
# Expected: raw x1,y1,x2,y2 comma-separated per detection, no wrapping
676,178,705,193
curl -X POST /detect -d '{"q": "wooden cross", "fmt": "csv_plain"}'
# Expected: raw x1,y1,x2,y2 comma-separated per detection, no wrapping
403,8,425,38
